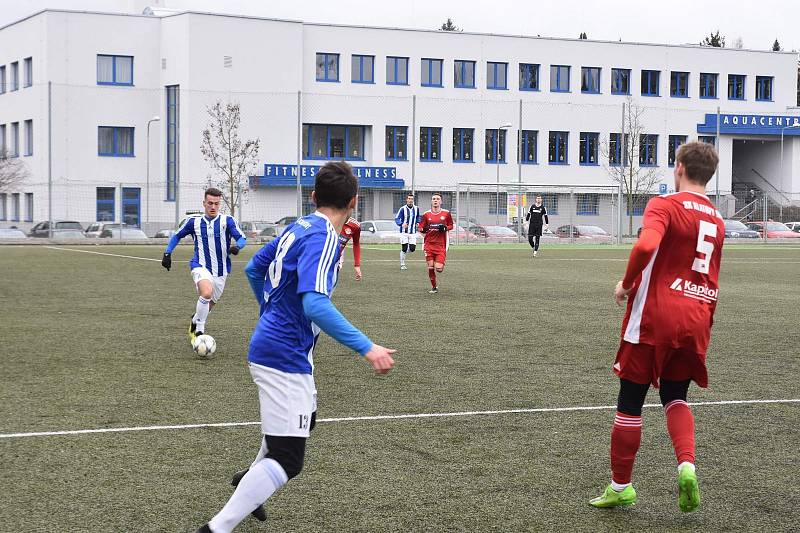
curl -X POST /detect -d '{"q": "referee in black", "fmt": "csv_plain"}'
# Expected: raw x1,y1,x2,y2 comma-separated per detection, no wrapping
525,194,549,257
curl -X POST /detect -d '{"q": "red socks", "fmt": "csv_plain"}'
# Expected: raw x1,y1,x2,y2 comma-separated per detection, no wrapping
428,267,437,288
610,412,642,485
665,400,696,464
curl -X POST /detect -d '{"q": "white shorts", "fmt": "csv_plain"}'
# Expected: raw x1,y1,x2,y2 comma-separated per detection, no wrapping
250,363,317,438
400,233,417,246
191,267,227,303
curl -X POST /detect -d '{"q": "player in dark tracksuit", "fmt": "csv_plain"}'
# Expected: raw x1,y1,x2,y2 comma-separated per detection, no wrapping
525,194,549,257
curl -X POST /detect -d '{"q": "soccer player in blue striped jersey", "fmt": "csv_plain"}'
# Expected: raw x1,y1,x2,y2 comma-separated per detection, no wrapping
161,187,246,342
395,193,420,270
194,162,395,533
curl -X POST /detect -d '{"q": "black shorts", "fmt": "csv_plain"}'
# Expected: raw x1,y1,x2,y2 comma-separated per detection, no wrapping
529,225,543,237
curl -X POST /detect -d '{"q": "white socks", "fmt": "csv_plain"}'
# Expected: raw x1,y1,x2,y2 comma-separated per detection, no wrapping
193,297,210,332
678,461,695,473
611,481,631,492
208,458,288,533
400,251,406,265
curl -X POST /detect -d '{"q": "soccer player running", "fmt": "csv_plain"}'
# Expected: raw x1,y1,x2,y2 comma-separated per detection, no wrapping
194,162,394,533
590,142,723,513
419,193,454,294
395,193,420,270
525,194,549,257
337,216,362,280
161,187,246,343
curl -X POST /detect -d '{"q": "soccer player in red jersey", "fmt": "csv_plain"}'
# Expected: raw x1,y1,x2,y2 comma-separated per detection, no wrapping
418,193,454,294
337,216,362,280
590,142,724,513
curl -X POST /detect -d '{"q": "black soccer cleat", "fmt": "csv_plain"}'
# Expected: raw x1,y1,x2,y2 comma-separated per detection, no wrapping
194,524,212,533
231,468,267,522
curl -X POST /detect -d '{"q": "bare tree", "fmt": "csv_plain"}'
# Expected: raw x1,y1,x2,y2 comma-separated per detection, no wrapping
0,150,28,193
732,36,744,49
600,97,662,234
200,101,260,218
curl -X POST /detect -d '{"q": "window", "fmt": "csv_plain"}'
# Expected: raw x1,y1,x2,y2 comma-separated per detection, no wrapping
23,57,32,87
0,66,5,94
639,134,658,166
96,187,115,221
728,74,745,100
385,126,407,160
24,119,32,156
302,124,364,160
626,195,650,216
576,194,599,215
519,130,538,163
699,135,716,146
548,131,568,164
453,60,476,88
453,128,474,162
25,192,33,222
0,124,5,156
579,132,599,165
581,67,601,94
487,62,508,90
386,56,408,85
609,133,629,166
485,129,507,162
122,187,140,227
166,85,179,201
550,65,570,92
98,126,134,157
519,63,539,91
421,58,443,87
699,73,718,98
420,127,441,161
541,194,559,215
10,61,19,91
351,55,374,83
611,68,631,95
97,55,133,85
0,193,5,220
641,70,660,96
668,135,687,166
756,76,773,101
488,192,508,215
315,53,339,82
670,71,689,97
12,193,20,221
10,122,19,157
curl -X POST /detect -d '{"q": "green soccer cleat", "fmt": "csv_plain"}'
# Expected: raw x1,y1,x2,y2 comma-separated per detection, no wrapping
678,464,700,513
589,484,637,508
188,318,197,346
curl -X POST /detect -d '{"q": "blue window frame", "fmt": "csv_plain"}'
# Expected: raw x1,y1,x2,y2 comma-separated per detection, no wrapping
96,187,115,221
97,54,133,86
485,129,507,162
639,134,658,166
0,193,6,220
670,71,689,97
641,70,660,96
699,73,718,98
453,128,474,162
756,76,773,101
626,195,649,216
550,65,570,92
315,53,339,82
24,119,32,156
699,135,716,146
576,194,599,216
10,62,19,91
487,62,508,90
23,57,32,88
166,85,179,201
122,187,140,227
728,74,745,100
0,65,5,94
421,58,443,87
302,124,365,160
385,126,407,160
519,63,539,91
542,194,559,215
609,133,629,166
454,60,476,88
420,127,441,161
548,131,568,164
386,56,408,85
10,122,19,157
351,55,374,83
520,130,538,163
98,126,134,157
668,135,687,166
579,132,599,165
581,67,601,94
611,68,630,95
24,192,33,222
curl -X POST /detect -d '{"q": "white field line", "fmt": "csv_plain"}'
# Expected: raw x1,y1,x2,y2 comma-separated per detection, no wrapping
44,246,160,262
1,398,797,440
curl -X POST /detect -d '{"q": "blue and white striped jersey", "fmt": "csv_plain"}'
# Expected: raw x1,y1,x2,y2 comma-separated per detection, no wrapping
247,212,341,374
174,214,244,277
395,204,421,234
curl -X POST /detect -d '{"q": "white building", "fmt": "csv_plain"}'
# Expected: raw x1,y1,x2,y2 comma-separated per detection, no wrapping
1,6,799,234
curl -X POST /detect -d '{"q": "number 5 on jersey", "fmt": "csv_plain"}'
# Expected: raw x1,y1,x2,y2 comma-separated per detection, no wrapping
692,220,717,274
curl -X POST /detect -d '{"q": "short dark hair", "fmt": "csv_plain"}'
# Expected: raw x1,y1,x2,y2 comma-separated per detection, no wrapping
407,193,415,198
204,187,223,199
431,192,442,199
314,161,359,209
676,142,719,185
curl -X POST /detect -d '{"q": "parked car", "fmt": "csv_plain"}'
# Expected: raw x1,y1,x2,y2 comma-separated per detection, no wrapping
471,225,520,243
0,228,27,239
784,222,800,232
241,221,276,240
50,229,88,240
85,222,127,238
515,223,557,239
555,224,613,243
100,228,149,239
360,219,405,243
450,225,481,243
274,216,298,233
746,221,800,239
29,220,84,237
259,224,281,243
154,228,176,238
723,219,760,239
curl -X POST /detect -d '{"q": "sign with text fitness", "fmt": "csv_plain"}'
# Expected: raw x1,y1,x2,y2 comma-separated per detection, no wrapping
264,164,397,179
697,113,800,136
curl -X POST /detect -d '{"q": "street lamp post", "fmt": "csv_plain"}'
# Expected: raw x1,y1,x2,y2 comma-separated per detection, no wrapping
779,123,798,226
146,115,161,235
496,123,512,226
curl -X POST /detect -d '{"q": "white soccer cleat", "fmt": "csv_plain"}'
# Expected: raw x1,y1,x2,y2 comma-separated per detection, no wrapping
400,264,408,270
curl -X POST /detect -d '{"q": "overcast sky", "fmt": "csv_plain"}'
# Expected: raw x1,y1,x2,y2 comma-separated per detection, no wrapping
2,0,799,52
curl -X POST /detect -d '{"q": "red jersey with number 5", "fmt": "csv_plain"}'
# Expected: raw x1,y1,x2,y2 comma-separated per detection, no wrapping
419,209,454,252
621,191,725,354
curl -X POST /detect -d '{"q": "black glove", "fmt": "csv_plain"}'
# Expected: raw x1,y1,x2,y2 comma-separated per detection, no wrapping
228,244,240,256
161,252,172,271
432,223,446,232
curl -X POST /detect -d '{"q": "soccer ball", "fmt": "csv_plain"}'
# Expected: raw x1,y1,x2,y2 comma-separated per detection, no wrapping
193,334,217,358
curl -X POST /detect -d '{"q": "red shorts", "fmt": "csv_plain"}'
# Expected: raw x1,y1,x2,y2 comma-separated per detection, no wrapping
425,249,447,265
613,341,708,388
